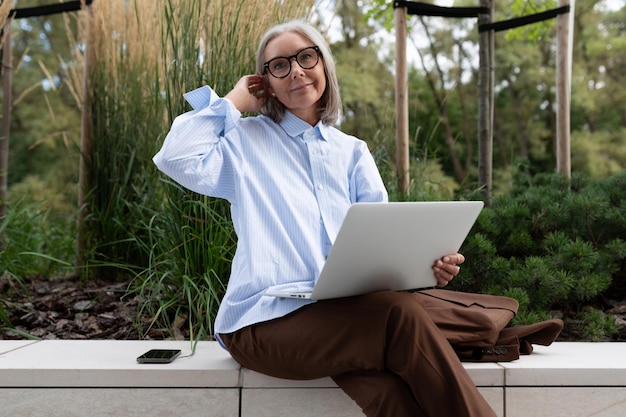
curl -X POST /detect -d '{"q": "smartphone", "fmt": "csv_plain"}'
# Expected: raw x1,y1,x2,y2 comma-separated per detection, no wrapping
136,349,181,364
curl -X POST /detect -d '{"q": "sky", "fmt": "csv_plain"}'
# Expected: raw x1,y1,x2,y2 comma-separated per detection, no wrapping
605,0,624,10
433,0,622,9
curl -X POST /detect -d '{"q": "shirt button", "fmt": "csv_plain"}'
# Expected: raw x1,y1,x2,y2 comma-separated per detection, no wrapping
318,184,324,190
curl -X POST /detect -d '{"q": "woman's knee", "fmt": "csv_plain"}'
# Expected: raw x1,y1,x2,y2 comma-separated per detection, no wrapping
365,291,430,320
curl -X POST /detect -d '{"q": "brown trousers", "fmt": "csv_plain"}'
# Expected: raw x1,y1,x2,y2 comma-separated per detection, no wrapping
220,291,497,417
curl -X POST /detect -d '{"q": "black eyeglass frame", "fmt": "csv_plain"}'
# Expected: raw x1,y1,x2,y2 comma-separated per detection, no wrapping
262,46,322,79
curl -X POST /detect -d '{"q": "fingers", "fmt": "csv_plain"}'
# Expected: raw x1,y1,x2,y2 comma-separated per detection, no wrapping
432,253,465,287
246,75,268,99
432,264,458,287
442,253,465,265
227,75,267,113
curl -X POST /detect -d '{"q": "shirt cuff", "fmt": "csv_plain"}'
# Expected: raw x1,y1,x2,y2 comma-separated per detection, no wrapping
183,85,215,110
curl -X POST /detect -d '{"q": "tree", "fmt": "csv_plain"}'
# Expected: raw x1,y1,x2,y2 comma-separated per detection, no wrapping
567,0,626,176
366,0,626,195
325,1,397,184
2,2,82,216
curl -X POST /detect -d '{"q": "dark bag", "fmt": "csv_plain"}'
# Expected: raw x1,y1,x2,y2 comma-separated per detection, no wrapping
415,289,563,362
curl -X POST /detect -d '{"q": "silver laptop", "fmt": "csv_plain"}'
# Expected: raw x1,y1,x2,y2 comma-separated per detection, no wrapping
263,201,484,300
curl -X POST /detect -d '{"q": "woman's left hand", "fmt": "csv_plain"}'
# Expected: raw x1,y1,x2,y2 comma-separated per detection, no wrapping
432,253,465,287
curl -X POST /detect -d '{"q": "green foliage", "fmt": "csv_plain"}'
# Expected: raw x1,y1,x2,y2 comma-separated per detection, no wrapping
7,10,82,189
363,0,397,32
0,200,76,332
363,0,626,184
0,200,75,279
573,309,622,342
3,0,625,343
506,0,557,42
82,0,316,340
123,181,235,338
335,44,395,140
453,170,626,339
571,129,626,177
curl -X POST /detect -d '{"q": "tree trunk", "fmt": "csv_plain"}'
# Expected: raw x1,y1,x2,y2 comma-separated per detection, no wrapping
477,0,494,205
556,0,572,177
0,18,12,222
77,4,93,270
394,5,410,195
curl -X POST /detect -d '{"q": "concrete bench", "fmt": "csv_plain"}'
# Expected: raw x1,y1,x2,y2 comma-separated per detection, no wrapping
1,340,625,417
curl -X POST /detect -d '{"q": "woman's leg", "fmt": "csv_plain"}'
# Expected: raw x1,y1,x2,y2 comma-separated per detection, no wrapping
220,291,496,417
332,370,427,417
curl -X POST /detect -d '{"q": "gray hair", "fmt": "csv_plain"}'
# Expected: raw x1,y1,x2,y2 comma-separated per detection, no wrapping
255,21,341,126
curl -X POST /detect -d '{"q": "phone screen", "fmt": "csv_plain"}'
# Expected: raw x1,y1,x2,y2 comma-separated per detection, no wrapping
136,349,181,364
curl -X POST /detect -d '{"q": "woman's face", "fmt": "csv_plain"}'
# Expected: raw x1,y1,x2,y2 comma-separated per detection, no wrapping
263,31,326,125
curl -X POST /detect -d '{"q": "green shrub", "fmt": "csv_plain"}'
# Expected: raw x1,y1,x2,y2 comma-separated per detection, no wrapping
0,200,74,279
0,200,75,333
454,170,626,340
573,309,622,342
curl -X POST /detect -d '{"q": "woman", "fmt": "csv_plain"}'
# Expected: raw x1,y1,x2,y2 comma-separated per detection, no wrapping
153,20,496,417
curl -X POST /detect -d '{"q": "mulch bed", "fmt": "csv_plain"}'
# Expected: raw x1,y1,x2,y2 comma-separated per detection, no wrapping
0,274,170,340
1,274,625,341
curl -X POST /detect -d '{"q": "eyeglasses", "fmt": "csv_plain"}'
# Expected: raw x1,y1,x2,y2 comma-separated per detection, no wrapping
263,46,321,79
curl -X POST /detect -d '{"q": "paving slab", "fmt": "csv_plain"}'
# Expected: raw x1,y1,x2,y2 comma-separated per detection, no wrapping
0,340,40,354
0,387,240,417
0,340,239,387
501,342,626,386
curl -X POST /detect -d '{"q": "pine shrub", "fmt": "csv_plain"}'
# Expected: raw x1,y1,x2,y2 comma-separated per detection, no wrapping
453,170,626,340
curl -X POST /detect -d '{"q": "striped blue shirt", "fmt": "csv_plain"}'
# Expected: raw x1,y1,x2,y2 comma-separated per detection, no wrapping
153,86,388,346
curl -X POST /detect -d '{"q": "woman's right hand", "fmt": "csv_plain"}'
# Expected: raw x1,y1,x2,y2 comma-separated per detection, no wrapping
225,75,267,113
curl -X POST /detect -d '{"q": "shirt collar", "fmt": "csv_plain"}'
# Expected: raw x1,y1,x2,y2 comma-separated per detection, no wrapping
279,111,329,142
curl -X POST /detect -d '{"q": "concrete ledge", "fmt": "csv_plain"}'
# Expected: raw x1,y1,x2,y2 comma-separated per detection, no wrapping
0,340,238,388
0,341,624,417
502,341,626,386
